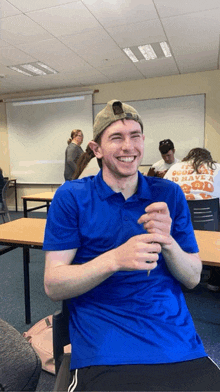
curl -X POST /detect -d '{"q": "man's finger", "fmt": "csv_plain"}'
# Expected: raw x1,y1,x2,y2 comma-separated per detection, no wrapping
145,202,169,214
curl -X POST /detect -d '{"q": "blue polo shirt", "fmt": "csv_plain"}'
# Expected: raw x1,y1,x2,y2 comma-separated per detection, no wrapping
43,171,206,369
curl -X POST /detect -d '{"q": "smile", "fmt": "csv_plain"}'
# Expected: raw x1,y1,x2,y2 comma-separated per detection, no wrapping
117,157,136,162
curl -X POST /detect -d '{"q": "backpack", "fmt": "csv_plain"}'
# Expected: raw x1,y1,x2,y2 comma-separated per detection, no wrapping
23,315,71,374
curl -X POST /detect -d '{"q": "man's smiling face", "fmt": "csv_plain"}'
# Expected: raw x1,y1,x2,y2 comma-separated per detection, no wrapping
95,119,145,179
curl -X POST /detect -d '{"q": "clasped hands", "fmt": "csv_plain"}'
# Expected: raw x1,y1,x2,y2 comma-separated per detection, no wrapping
113,202,172,273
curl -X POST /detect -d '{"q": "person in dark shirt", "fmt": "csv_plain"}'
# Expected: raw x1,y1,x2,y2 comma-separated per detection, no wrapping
64,130,84,181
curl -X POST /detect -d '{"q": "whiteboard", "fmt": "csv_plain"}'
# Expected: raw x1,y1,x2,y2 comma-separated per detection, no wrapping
94,94,205,165
6,93,93,184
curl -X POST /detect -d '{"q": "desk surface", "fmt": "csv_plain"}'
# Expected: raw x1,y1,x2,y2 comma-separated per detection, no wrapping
0,221,218,264
195,230,220,266
0,218,46,246
21,192,55,201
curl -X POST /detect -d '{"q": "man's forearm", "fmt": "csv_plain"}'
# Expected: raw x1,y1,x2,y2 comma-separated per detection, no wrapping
44,251,116,301
162,237,202,289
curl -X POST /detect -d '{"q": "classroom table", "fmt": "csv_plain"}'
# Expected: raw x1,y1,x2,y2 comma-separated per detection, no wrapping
0,222,219,325
195,230,220,267
0,218,46,324
22,191,55,217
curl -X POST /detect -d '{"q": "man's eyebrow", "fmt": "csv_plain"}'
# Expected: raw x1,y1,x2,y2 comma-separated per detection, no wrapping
109,130,142,137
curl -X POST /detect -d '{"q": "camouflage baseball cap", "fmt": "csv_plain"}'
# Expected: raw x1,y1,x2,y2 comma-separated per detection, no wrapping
93,99,143,140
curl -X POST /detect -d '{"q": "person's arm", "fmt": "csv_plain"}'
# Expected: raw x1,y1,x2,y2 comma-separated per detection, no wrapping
156,170,168,178
161,239,201,289
146,167,156,176
137,202,202,289
44,232,171,301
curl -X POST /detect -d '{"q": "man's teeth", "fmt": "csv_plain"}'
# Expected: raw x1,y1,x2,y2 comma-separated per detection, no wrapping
118,157,135,162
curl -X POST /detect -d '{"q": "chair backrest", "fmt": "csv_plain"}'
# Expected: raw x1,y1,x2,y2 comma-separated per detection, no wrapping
53,300,70,375
0,180,12,222
187,198,219,231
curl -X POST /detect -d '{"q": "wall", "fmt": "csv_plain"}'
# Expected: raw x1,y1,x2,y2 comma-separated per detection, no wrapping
1,69,220,211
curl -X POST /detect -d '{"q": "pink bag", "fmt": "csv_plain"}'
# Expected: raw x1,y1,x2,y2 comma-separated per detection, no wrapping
23,315,71,374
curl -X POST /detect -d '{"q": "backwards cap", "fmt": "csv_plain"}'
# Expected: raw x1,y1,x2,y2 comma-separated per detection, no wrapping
93,99,143,140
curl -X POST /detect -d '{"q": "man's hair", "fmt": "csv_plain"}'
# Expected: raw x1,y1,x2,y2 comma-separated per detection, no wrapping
182,148,216,173
159,139,174,154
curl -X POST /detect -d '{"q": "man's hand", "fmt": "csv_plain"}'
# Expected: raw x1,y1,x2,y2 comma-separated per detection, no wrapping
112,233,171,273
137,202,172,248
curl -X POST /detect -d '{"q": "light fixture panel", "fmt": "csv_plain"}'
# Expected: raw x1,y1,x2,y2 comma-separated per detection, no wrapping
7,62,58,77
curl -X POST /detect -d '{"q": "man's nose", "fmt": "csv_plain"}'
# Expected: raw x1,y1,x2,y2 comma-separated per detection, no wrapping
122,137,132,150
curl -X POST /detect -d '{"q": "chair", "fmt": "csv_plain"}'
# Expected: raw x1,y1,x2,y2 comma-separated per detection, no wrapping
0,180,13,223
53,300,71,391
187,198,219,232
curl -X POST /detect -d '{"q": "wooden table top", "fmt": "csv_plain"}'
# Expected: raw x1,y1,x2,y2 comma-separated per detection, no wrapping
0,220,218,264
195,230,220,266
0,218,46,246
21,192,55,201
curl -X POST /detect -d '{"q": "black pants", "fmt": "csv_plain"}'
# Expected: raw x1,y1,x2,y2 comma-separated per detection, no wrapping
67,357,220,391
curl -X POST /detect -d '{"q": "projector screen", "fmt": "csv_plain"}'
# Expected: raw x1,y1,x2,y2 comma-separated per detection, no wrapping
6,93,93,184
94,94,205,166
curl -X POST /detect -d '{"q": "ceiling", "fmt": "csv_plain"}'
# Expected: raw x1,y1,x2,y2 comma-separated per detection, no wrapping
1,0,220,96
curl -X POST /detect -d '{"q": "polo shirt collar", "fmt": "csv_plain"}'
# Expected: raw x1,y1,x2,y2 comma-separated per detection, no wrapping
94,170,152,201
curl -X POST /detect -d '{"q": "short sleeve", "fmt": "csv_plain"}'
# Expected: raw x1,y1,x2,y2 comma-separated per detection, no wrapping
43,185,81,251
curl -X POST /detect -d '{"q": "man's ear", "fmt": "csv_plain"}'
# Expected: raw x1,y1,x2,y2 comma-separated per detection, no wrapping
88,141,103,159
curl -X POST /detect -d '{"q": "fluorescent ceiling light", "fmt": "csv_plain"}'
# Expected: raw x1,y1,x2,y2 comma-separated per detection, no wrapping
22,64,47,75
138,45,157,60
123,48,139,62
7,62,58,76
9,66,32,76
123,41,172,62
36,62,58,74
160,42,172,57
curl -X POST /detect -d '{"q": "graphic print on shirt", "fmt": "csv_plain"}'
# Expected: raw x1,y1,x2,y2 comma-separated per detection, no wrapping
169,164,215,200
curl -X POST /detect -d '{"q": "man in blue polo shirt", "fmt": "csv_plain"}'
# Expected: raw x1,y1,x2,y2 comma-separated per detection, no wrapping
43,100,220,391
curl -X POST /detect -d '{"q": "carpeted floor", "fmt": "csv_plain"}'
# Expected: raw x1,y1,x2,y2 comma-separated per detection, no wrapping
1,211,220,391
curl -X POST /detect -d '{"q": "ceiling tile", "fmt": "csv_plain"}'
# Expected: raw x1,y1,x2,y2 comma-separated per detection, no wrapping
18,39,91,72
0,46,36,66
0,39,11,48
135,57,179,78
27,2,101,37
1,14,53,45
162,9,220,56
64,70,111,86
106,19,166,48
60,31,129,67
154,0,220,18
98,62,145,83
0,0,22,18
176,51,218,74
60,27,117,53
3,0,79,13
82,0,158,28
